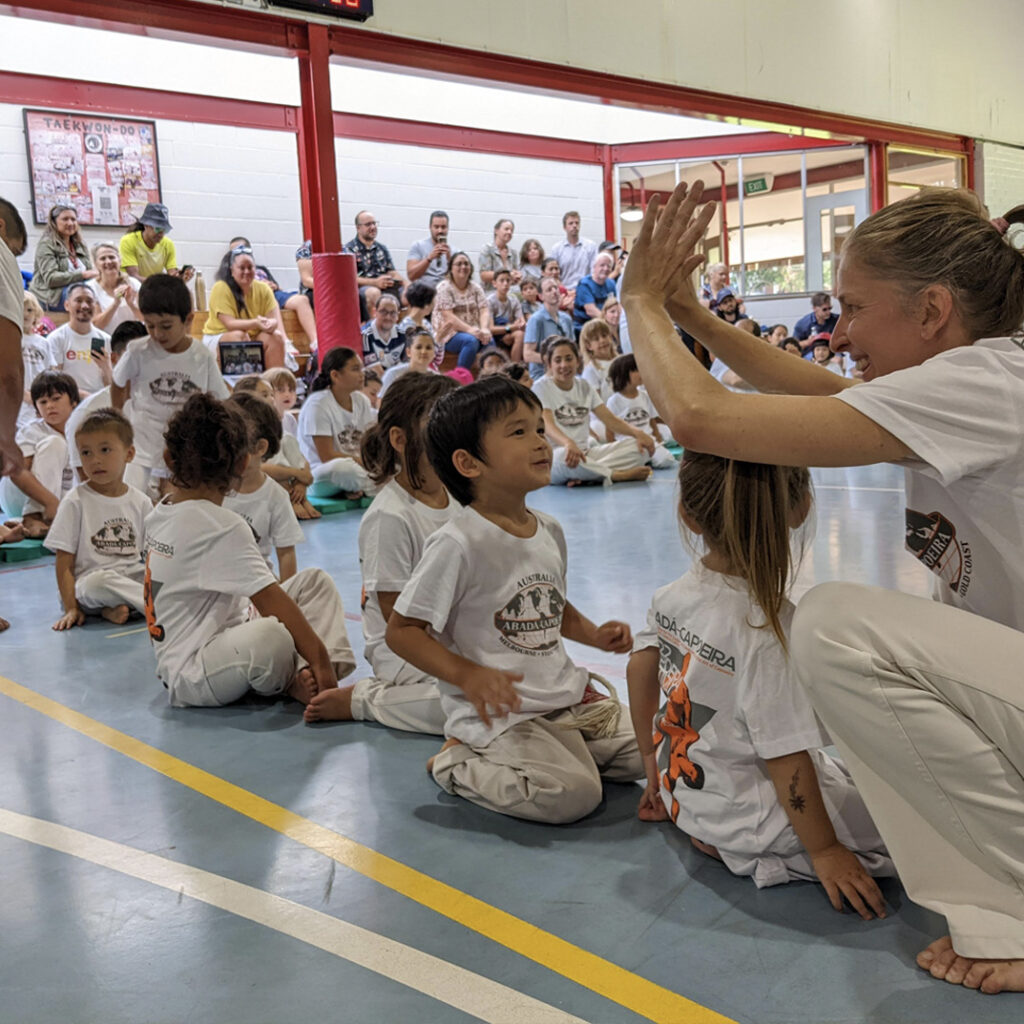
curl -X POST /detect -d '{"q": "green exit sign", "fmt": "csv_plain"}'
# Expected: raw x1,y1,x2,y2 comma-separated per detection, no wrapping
743,175,773,196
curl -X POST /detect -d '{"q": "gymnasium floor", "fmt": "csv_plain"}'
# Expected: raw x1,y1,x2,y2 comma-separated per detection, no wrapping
0,462,1017,1024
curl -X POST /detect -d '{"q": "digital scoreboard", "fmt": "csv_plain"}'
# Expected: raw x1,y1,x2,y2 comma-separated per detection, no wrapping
266,0,372,21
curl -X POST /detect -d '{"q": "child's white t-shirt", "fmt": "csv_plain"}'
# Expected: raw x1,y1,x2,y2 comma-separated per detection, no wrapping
533,376,603,450
45,482,151,579
835,336,1024,631
266,432,305,471
16,417,73,497
605,390,657,439
47,322,111,395
582,360,612,402
112,337,229,468
224,474,305,573
19,333,55,429
358,478,456,675
143,498,277,702
394,506,589,746
633,564,827,872
297,389,376,468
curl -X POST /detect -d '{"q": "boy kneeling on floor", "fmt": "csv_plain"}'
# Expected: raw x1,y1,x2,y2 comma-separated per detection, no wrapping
386,376,643,823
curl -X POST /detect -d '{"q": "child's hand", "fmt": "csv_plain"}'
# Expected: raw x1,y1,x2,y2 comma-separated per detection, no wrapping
311,652,337,695
564,441,586,468
810,842,887,920
633,431,655,456
462,665,523,728
637,780,668,822
289,481,307,503
53,609,86,631
592,620,633,654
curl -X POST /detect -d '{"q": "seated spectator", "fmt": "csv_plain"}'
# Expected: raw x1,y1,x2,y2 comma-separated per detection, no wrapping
380,329,438,396
767,323,789,346
479,219,521,292
47,283,111,398
541,258,574,312
524,277,573,381
362,294,404,376
486,268,525,361
714,287,749,326
344,210,405,311
478,346,509,377
518,238,545,283
598,240,626,281
19,293,53,429
699,262,729,310
500,361,532,388
202,245,286,370
432,252,489,371
736,318,761,337
119,204,177,281
793,292,839,344
229,236,317,352
601,295,623,351
782,337,802,356
362,369,382,411
573,252,617,333
397,281,442,368
579,319,618,404
809,333,846,375
406,211,451,287
551,210,597,289
295,238,315,307
29,204,96,311
88,243,141,333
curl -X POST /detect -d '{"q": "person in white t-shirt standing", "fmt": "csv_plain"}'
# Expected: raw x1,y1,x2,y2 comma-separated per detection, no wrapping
47,283,111,398
623,180,1024,995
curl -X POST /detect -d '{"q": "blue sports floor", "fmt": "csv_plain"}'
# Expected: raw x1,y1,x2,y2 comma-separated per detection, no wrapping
0,463,1017,1024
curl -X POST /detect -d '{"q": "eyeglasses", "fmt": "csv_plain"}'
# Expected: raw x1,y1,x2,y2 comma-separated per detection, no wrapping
358,220,378,228
231,245,253,256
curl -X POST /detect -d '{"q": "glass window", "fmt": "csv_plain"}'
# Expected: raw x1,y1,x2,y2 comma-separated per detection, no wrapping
886,147,966,205
738,152,805,295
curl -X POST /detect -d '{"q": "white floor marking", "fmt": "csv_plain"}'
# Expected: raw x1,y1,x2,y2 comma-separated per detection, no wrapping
0,808,591,1024
104,625,149,639
814,485,904,493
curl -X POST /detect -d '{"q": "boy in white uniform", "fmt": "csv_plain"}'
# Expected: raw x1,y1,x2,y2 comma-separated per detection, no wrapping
46,408,150,628
111,275,229,496
47,283,111,398
387,376,643,823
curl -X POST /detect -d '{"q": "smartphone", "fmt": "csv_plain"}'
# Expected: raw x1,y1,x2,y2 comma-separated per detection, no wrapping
90,336,106,355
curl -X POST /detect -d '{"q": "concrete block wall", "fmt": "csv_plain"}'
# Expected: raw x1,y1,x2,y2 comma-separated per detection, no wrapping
979,142,1024,222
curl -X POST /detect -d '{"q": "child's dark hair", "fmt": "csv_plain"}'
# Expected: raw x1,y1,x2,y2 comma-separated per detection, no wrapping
110,319,148,355
363,368,382,388
404,281,436,309
76,407,134,447
539,335,579,364
501,361,530,383
427,376,541,506
678,451,811,649
310,346,360,392
138,274,192,320
31,370,79,408
362,373,458,489
164,393,252,493
228,391,282,460
608,352,637,393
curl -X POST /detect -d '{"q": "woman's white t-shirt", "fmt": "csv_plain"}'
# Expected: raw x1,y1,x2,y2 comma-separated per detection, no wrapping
358,478,456,676
533,376,602,450
88,278,140,333
224,474,305,574
297,388,376,468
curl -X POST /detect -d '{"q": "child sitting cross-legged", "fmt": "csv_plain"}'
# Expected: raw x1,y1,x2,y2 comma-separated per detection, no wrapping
261,367,319,521
386,376,644,823
224,392,305,581
627,451,894,911
305,372,459,730
143,393,355,708
45,408,151,630
604,353,676,469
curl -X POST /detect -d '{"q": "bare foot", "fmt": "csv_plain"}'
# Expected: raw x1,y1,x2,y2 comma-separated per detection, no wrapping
0,616,8,633
20,515,49,539
611,466,653,483
100,604,131,625
285,666,318,705
304,683,355,723
302,499,321,519
0,522,24,543
917,935,1024,993
426,736,463,774
343,490,364,501
294,502,313,520
690,836,723,861
637,799,669,822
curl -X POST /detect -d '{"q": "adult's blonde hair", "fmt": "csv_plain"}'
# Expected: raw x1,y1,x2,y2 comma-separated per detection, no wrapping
843,187,1024,339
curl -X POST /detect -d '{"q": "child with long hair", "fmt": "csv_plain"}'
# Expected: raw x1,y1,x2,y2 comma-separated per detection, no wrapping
297,347,376,499
380,328,438,397
627,452,893,912
305,372,459,730
143,393,354,708
604,353,675,469
534,336,653,486
579,319,618,403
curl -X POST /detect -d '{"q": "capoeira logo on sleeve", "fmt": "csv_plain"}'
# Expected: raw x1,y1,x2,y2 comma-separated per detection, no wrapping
905,507,971,597
493,574,565,656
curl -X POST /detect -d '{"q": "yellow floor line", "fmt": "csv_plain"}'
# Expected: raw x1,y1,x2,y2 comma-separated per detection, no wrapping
0,674,737,1024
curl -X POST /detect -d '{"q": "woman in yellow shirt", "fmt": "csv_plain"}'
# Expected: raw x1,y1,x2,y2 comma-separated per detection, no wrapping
202,245,287,369
119,203,178,281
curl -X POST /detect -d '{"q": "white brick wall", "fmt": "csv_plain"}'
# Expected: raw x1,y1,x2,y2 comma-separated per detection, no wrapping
979,142,1024,221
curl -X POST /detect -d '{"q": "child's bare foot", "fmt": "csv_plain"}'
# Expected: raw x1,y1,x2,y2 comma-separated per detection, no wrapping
302,499,321,519
285,666,318,705
100,604,131,625
426,736,463,773
611,466,653,483
917,935,1024,993
304,683,355,723
343,490,364,501
0,522,24,543
690,836,723,861
294,500,321,520
20,515,49,538
637,798,669,822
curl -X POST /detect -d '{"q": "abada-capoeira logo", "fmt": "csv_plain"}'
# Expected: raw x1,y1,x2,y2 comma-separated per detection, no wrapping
335,426,363,456
623,407,649,427
149,372,199,406
493,574,565,655
554,403,590,429
91,518,137,555
905,507,969,594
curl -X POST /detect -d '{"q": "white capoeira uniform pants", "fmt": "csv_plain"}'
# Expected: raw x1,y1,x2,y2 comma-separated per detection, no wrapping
171,568,355,708
0,434,68,516
550,438,647,486
792,581,1024,958
76,566,146,615
351,656,446,736
309,458,375,497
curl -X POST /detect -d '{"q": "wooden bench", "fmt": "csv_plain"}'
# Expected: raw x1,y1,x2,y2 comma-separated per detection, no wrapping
190,308,312,374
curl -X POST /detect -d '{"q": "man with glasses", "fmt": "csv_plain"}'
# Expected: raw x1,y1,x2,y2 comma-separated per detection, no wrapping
344,210,405,312
793,291,839,345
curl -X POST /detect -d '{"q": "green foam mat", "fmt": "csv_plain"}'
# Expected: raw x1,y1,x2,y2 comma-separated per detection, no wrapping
307,494,367,515
0,538,49,562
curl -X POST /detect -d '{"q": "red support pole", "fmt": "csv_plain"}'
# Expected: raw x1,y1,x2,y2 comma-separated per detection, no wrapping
965,138,976,192
868,142,888,213
601,146,616,242
296,23,341,253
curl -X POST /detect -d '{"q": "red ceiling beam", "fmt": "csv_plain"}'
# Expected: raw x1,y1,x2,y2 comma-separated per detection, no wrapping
611,132,846,165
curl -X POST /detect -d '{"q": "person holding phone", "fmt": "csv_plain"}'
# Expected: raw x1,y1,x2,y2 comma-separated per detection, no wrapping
407,211,451,287
45,282,111,398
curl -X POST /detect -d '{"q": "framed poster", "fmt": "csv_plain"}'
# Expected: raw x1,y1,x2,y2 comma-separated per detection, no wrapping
23,109,162,227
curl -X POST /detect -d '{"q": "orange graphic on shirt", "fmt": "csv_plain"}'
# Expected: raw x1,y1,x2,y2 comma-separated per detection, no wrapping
143,557,165,642
653,649,705,820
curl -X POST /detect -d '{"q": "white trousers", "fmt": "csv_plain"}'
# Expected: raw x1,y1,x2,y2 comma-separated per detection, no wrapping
432,699,643,824
0,434,68,516
550,438,646,486
76,566,146,614
792,582,1024,958
351,657,446,735
309,458,375,497
649,444,677,470
173,568,355,707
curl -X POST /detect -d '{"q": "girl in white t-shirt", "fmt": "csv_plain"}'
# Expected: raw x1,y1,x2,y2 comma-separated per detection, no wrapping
19,293,54,429
261,367,319,521
579,319,617,438
533,336,653,486
629,451,893,899
379,328,438,397
604,353,676,469
297,347,376,499
305,372,459,732
143,392,354,708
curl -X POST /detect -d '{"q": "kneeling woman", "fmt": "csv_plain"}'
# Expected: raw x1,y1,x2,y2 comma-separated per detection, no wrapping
533,336,653,486
203,245,286,370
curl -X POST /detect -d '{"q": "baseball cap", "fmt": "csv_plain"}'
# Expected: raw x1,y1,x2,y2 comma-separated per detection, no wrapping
715,286,736,302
